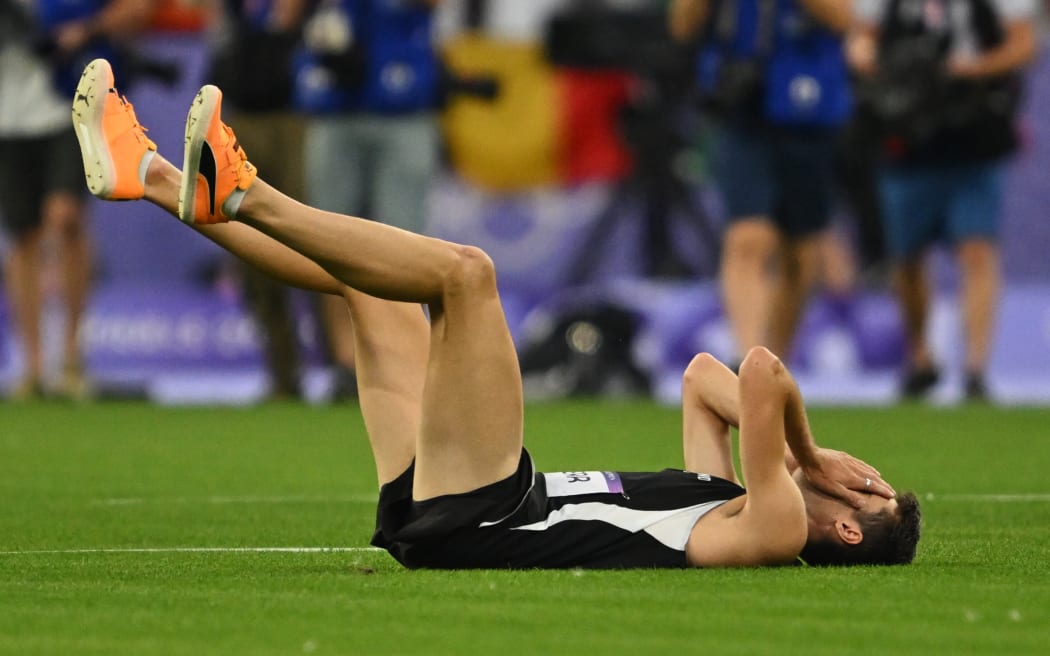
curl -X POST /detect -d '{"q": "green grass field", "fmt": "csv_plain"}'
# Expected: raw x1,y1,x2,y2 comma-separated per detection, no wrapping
2,400,1049,655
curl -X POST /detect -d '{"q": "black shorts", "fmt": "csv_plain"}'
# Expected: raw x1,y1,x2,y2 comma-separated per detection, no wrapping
0,128,85,237
371,449,537,569
711,118,839,238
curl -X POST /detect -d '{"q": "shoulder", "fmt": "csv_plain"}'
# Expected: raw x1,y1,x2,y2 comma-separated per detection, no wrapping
685,479,807,568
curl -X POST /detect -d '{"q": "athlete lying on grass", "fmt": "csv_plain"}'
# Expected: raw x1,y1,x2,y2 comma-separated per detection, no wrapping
72,59,920,569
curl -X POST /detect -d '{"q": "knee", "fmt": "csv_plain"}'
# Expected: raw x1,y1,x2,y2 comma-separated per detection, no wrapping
957,240,998,274
42,195,84,239
443,244,498,297
723,223,778,264
782,239,822,283
892,257,924,283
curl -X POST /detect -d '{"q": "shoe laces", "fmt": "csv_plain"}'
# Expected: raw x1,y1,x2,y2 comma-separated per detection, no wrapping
114,92,151,144
220,123,254,186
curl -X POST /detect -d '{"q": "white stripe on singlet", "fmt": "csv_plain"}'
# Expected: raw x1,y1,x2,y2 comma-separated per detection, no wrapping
507,499,729,551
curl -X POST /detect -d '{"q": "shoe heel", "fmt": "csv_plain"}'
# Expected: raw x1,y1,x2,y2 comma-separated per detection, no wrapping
71,60,116,198
178,86,224,223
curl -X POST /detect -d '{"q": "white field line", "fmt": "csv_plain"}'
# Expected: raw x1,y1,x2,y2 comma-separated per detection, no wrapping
0,546,384,556
929,493,1050,503
88,493,1049,507
90,494,378,506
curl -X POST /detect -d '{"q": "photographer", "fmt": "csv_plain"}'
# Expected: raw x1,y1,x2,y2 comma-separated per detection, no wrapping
671,0,853,367
204,0,311,400
848,0,1037,401
291,0,442,400
0,0,155,400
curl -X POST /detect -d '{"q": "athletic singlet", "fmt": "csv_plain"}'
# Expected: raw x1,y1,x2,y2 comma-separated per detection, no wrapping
372,450,748,569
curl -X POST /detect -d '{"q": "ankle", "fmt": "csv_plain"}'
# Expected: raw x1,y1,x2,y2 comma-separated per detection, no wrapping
143,154,175,196
232,180,264,222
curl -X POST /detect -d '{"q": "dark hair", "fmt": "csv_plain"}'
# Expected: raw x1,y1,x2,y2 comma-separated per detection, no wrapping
800,492,922,567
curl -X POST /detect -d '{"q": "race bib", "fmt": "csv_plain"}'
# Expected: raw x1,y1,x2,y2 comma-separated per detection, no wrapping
544,471,623,497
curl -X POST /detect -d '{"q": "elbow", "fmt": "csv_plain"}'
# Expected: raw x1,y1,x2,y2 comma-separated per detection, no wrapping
739,347,783,377
738,347,788,395
682,352,720,392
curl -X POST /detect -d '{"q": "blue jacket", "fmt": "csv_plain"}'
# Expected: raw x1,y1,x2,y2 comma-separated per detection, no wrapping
293,0,439,115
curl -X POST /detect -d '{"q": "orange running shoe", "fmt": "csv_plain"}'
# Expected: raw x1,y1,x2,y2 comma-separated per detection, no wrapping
178,85,257,224
71,58,157,200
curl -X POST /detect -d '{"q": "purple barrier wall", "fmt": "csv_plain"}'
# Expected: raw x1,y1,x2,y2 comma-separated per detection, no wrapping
2,33,1050,405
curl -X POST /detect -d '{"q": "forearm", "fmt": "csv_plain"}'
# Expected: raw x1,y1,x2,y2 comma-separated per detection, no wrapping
769,354,898,506
846,25,879,75
685,354,740,427
958,21,1037,77
669,0,711,43
685,352,817,473
92,0,157,38
681,354,740,479
779,362,820,469
797,0,852,33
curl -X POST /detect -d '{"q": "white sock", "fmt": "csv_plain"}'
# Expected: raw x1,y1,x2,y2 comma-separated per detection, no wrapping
223,187,247,218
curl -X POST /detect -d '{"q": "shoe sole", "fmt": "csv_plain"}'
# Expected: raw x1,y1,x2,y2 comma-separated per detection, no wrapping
71,59,117,198
178,85,221,224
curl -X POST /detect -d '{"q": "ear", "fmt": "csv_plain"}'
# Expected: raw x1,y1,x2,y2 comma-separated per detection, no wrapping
835,519,863,545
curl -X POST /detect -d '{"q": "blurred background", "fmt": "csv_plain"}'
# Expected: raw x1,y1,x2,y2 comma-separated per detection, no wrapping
2,0,1049,406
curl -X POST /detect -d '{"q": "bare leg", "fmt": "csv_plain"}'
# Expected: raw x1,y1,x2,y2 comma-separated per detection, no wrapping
956,238,999,374
236,181,524,499
720,219,779,361
769,235,822,359
320,293,357,370
3,229,44,387
342,288,427,484
141,155,425,485
144,156,342,295
42,192,90,376
893,257,933,370
819,229,857,298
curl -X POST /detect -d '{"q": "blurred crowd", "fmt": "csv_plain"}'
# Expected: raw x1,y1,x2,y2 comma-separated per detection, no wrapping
0,0,1044,403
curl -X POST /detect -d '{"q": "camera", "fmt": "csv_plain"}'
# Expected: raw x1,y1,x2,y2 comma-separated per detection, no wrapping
857,33,950,142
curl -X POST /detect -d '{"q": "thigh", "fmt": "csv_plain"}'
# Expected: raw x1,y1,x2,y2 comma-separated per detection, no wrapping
412,249,524,501
43,128,86,199
0,138,46,237
946,163,1002,244
710,122,776,221
773,128,837,238
878,167,944,260
344,289,428,486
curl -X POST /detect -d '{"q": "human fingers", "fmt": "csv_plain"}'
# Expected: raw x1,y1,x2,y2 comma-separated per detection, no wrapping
866,476,896,500
842,452,881,478
837,483,867,510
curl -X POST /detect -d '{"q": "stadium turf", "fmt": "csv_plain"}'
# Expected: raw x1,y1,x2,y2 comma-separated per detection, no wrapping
1,400,1048,655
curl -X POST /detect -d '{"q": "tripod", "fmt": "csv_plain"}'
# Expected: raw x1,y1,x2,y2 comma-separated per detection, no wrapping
566,74,720,285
